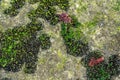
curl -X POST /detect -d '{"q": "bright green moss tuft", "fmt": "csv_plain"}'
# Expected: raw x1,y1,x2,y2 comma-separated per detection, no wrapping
113,0,120,11
0,21,43,68
61,21,89,56
70,15,82,28
0,20,51,73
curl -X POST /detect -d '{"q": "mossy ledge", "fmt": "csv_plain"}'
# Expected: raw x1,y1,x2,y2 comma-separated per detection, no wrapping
60,18,89,57
0,21,51,73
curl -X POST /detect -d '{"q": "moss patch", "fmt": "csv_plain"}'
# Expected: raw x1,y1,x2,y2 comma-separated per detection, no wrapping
28,0,69,25
38,33,51,50
3,0,25,17
113,0,120,11
61,18,89,56
81,50,120,80
0,21,51,73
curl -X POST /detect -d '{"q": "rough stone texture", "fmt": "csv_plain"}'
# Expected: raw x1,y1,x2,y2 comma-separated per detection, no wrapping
0,0,120,80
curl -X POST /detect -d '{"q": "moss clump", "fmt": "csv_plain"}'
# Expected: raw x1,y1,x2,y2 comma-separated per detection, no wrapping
39,0,69,11
82,50,111,80
38,34,51,50
27,9,39,22
87,64,111,80
27,0,69,25
23,34,40,74
113,0,120,11
36,5,59,25
4,7,19,17
10,0,25,9
0,21,44,73
61,20,89,56
81,50,120,80
3,0,25,17
108,54,120,76
70,15,82,28
0,27,30,68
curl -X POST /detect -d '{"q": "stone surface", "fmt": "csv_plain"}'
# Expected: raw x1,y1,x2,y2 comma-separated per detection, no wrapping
0,0,120,80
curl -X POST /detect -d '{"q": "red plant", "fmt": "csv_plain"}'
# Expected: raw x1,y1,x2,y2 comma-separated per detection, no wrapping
58,13,72,23
89,57,104,67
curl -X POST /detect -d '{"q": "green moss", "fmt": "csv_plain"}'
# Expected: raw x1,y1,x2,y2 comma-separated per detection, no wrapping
84,15,99,29
56,0,69,11
70,15,82,28
87,64,111,80
0,22,44,73
4,7,19,17
82,50,111,80
81,51,120,80
0,28,27,67
28,0,39,4
3,0,25,17
82,51,103,66
27,0,69,25
0,21,43,68
113,0,120,11
38,34,51,50
108,54,120,76
10,0,25,9
61,21,89,56
27,10,38,21
36,5,59,25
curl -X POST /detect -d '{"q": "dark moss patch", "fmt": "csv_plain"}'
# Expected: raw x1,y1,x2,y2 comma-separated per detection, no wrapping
10,0,25,9
38,34,51,50
3,7,19,17
3,0,25,17
81,50,103,66
27,0,69,25
108,54,120,76
65,39,89,56
81,51,120,80
23,34,40,74
0,20,51,73
86,63,111,80
0,24,38,71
